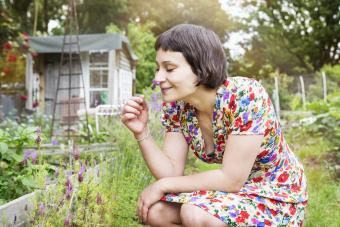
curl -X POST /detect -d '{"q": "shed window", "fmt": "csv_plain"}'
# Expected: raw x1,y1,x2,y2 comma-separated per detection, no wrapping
89,52,109,108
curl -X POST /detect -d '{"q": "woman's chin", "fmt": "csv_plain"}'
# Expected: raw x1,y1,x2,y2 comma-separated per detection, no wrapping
161,95,177,103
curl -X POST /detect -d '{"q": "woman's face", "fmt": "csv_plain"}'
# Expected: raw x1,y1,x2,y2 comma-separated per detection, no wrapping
155,49,198,102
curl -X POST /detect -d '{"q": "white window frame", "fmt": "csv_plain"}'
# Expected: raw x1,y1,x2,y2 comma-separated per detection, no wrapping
88,51,110,109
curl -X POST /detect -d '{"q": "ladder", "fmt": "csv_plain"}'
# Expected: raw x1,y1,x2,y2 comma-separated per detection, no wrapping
51,0,90,142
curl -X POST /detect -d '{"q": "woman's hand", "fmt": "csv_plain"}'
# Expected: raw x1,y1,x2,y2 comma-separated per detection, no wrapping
137,180,165,223
121,96,149,136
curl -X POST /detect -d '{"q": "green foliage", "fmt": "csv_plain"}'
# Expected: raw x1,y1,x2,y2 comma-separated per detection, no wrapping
0,124,50,205
77,0,130,34
231,0,339,76
128,0,234,37
284,125,340,226
26,110,155,226
107,21,157,93
305,91,340,153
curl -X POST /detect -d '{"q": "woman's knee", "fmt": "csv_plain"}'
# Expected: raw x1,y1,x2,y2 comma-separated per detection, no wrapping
147,201,183,226
147,202,167,226
180,204,228,227
180,204,206,226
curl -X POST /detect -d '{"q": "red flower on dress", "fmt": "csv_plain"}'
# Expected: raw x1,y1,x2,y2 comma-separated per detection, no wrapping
172,114,179,122
252,176,263,183
234,117,242,127
224,80,229,87
269,208,278,216
291,184,300,193
289,205,297,215
269,199,278,205
258,150,269,158
229,94,237,112
240,210,249,219
199,191,207,195
240,121,252,132
264,219,272,226
249,92,255,101
278,171,289,183
236,216,245,224
258,203,266,213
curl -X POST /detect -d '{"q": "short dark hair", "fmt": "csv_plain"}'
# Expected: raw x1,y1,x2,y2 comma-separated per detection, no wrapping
155,24,228,89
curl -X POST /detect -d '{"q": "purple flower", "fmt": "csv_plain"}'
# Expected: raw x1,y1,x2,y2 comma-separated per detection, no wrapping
21,150,38,165
30,151,38,164
38,203,45,216
96,193,103,205
64,213,72,226
78,164,86,183
150,92,162,112
21,150,31,165
151,80,160,90
35,135,41,145
65,176,73,200
51,138,58,146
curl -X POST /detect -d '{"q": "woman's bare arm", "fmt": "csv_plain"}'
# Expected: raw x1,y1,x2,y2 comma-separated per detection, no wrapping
137,131,188,180
157,134,263,193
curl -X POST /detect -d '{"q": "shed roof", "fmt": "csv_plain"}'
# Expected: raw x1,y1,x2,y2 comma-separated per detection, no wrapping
29,33,137,60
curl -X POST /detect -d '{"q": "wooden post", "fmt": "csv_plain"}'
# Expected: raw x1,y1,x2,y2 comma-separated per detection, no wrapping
274,76,280,121
299,75,306,109
322,71,327,102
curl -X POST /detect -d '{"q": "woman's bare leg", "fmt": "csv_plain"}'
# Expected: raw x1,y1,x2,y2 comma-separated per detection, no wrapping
180,204,228,227
146,201,183,227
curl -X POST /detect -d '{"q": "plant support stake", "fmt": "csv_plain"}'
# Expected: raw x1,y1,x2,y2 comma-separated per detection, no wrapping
322,71,327,103
299,76,306,109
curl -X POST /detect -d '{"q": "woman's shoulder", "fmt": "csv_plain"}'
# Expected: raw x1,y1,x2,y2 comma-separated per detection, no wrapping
217,76,265,96
225,76,261,88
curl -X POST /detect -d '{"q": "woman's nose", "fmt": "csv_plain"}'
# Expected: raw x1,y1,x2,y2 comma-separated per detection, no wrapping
154,69,166,82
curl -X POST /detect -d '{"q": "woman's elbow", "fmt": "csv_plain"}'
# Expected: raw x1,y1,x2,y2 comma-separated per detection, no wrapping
221,175,245,192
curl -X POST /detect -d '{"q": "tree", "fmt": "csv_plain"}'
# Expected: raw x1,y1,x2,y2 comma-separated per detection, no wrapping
231,0,340,77
107,22,157,93
127,0,234,39
77,0,130,34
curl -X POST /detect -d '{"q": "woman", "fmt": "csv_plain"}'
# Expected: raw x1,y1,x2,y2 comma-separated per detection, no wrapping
121,24,308,227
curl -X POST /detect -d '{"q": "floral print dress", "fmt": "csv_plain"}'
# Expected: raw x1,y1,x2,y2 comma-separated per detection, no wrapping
160,77,308,226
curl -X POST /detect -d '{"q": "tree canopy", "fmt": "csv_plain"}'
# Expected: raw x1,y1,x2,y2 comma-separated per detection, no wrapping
1,0,339,90
230,0,340,77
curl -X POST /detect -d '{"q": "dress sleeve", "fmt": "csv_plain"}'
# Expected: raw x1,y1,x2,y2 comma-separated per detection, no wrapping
227,81,273,135
161,101,181,132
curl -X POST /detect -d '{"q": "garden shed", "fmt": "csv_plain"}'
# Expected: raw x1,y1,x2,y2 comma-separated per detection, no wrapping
26,33,137,116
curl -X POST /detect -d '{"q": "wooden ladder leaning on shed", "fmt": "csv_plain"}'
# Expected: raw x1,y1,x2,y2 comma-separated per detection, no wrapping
50,0,91,142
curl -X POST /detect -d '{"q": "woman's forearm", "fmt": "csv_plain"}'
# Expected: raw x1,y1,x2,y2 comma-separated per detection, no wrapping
158,169,243,193
136,134,177,180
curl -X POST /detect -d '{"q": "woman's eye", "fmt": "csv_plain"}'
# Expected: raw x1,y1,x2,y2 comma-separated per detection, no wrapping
166,68,175,72
155,68,159,72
